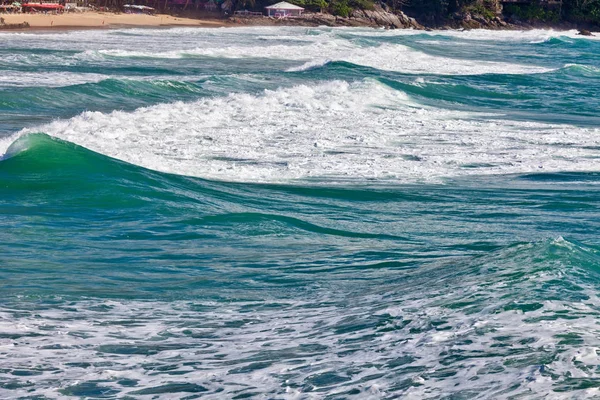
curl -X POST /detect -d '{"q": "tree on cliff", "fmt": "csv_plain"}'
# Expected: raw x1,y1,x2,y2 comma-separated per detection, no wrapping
563,0,600,24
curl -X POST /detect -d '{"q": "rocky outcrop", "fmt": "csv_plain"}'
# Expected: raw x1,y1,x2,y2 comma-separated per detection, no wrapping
296,10,422,28
350,5,423,29
445,11,511,29
230,4,423,29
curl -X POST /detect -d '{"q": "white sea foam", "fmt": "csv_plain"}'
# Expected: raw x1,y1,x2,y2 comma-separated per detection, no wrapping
2,26,596,47
1,239,600,399
97,38,553,76
447,28,600,42
342,28,600,42
0,26,559,76
7,79,599,184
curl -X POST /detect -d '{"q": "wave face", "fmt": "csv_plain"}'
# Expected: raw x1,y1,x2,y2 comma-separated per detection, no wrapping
2,27,600,399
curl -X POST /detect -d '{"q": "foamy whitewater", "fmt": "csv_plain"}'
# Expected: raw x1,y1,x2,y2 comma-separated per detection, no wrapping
1,26,600,399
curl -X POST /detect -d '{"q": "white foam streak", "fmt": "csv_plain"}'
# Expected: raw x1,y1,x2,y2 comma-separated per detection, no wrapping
0,71,109,88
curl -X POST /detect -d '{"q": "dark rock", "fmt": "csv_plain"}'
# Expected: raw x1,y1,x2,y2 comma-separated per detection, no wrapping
578,29,594,36
349,5,423,29
472,15,488,24
0,21,30,30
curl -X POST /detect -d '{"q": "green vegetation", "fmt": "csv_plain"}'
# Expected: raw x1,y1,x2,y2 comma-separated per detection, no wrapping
349,0,376,10
283,0,327,12
466,1,497,20
237,0,368,15
402,0,599,27
287,0,374,15
503,4,559,22
563,0,600,24
330,0,353,16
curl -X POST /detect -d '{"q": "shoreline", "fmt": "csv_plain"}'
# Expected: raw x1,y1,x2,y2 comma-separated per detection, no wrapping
0,11,597,33
0,12,229,30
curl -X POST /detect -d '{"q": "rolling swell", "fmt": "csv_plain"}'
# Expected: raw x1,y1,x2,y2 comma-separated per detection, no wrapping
3,133,600,299
0,74,284,137
1,78,208,111
372,69,600,125
2,229,600,397
532,35,600,49
295,59,599,124
3,140,600,397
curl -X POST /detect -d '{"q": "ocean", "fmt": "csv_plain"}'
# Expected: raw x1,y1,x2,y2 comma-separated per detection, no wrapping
1,26,600,399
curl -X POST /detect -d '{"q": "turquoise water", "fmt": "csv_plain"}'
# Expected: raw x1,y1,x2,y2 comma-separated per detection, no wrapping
1,27,600,398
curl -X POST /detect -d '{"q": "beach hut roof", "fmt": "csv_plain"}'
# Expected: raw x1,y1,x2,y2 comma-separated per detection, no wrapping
265,1,304,9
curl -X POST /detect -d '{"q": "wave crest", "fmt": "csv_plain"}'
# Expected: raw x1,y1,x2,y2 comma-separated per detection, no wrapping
95,39,554,76
4,79,598,184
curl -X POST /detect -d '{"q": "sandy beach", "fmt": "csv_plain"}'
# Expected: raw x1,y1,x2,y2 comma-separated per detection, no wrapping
0,11,227,29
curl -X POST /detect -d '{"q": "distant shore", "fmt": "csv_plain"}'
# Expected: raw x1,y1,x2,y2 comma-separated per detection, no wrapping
0,10,598,32
0,12,228,30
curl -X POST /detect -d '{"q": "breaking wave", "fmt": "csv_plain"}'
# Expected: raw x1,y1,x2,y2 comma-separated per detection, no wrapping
3,79,598,184
95,40,554,76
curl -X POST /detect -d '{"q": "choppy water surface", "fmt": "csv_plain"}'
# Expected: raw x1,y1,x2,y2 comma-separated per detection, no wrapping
1,27,600,399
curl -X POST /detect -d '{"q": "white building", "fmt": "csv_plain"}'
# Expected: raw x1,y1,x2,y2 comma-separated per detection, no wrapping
265,1,304,17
